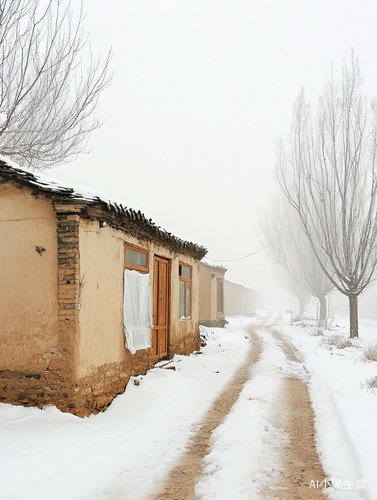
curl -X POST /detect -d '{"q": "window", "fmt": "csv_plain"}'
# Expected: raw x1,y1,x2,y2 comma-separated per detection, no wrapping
124,243,149,273
123,269,151,354
123,243,151,354
217,279,224,313
179,263,191,319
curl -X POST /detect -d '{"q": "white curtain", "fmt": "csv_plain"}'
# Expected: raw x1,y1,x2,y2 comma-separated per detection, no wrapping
123,269,152,354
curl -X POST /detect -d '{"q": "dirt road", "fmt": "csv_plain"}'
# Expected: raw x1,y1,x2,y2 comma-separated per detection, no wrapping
151,315,327,499
264,327,327,499
152,330,262,500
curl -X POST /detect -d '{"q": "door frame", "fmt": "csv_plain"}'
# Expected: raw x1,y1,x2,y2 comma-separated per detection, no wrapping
152,255,171,361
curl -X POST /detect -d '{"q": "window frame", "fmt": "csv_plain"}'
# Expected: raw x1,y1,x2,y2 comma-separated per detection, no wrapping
179,262,192,319
124,243,149,274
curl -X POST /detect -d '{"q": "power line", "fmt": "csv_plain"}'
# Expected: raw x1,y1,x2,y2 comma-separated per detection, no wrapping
214,241,274,262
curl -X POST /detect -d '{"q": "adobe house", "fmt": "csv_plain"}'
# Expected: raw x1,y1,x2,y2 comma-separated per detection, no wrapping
199,257,227,327
0,158,206,417
224,279,264,316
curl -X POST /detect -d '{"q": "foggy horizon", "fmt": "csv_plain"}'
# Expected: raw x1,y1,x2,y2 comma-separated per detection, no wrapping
49,0,377,315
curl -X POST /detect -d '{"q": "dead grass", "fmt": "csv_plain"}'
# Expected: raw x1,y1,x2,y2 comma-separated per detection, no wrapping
304,320,325,337
303,309,335,337
365,375,377,391
320,335,353,349
363,344,377,362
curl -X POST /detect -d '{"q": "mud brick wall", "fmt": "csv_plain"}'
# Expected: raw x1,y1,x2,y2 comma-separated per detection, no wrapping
54,209,161,417
1,195,203,417
0,183,73,411
0,210,81,413
169,330,201,357
73,348,155,416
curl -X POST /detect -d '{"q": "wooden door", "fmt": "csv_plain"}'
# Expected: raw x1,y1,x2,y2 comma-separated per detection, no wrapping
152,256,169,361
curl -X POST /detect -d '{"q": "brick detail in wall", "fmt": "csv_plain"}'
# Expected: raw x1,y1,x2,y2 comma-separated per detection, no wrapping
54,212,81,411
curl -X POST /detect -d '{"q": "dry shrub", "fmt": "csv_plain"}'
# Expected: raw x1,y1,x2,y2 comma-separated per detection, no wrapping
365,376,377,391
363,344,377,362
303,306,335,336
320,335,353,349
307,325,325,336
304,317,325,336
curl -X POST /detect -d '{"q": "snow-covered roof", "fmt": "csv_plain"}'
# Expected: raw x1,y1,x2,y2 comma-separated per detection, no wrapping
0,156,207,259
200,256,227,273
225,278,257,293
0,154,143,211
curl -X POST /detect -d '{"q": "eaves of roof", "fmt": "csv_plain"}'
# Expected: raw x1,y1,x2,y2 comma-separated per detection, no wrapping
0,159,207,260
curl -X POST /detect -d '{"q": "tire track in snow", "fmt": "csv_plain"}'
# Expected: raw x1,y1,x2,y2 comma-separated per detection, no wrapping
274,324,369,500
151,329,262,500
153,312,340,500
194,313,331,499
195,313,292,499
266,327,328,499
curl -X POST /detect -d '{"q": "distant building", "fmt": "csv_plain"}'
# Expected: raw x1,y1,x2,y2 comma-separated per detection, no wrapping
199,257,227,327
0,158,206,417
224,279,264,316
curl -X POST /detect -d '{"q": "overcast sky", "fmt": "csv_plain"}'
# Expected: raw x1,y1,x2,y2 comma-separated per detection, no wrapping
53,0,377,309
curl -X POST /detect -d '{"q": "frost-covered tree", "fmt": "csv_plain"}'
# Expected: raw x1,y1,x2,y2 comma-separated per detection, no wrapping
276,56,377,337
0,0,111,170
260,194,333,322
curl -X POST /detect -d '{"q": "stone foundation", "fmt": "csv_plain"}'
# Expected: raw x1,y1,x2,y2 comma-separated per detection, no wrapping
200,319,227,328
73,330,200,417
0,369,75,412
0,350,155,417
73,363,130,417
0,330,200,417
170,331,201,357
73,349,156,417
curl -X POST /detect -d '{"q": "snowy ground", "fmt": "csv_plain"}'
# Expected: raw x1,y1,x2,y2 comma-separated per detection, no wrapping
1,313,376,499
0,319,253,500
278,312,377,500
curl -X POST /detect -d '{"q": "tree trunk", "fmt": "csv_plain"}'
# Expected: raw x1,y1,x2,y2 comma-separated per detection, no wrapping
318,295,327,328
348,293,359,338
299,297,306,319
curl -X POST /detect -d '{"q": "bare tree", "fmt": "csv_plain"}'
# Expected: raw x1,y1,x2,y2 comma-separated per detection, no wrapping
276,267,311,320
276,56,377,337
260,194,333,323
0,0,111,170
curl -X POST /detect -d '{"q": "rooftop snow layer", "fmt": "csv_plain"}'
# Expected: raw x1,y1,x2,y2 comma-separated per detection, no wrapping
0,156,207,259
225,278,257,292
200,256,227,272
